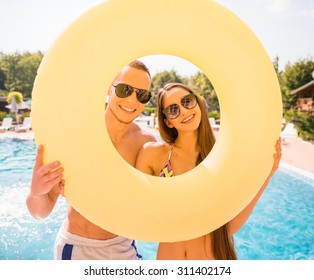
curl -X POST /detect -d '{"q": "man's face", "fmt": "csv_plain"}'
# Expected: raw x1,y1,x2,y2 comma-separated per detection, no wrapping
107,66,151,124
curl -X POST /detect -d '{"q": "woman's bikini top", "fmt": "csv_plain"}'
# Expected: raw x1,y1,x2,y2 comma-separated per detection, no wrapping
159,145,174,177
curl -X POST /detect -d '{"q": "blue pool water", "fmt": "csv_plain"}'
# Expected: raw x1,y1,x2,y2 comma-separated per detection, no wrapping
0,138,313,260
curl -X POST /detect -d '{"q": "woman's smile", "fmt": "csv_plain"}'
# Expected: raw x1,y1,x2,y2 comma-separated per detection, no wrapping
181,114,195,123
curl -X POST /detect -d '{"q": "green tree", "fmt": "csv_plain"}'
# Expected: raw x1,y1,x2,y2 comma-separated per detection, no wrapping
151,69,185,93
17,52,43,98
284,109,314,143
0,52,21,92
150,69,185,107
6,91,23,104
0,51,43,98
280,57,314,109
190,71,218,112
0,67,5,90
277,57,314,143
273,56,290,110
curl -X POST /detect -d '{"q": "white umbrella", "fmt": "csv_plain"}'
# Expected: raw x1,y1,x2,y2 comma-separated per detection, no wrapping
5,100,30,110
8,96,19,125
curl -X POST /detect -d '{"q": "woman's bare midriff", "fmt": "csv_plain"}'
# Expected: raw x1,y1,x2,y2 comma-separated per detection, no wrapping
65,206,117,240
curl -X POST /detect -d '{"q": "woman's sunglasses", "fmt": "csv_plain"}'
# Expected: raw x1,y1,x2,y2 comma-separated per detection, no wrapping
162,93,197,119
112,83,152,104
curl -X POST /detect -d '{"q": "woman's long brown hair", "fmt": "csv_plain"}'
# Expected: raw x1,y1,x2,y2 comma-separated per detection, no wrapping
157,82,237,260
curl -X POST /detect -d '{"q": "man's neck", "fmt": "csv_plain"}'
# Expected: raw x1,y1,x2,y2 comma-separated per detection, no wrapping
105,109,134,145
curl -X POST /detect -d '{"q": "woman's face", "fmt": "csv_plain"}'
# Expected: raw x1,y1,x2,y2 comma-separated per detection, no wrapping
162,87,202,132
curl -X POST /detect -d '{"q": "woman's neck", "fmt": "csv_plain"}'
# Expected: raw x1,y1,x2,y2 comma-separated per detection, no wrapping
174,130,199,154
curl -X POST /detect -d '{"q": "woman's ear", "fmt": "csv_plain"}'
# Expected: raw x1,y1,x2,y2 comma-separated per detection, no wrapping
164,118,174,128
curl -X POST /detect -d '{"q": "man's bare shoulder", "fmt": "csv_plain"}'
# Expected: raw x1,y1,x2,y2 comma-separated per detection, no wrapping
132,123,157,144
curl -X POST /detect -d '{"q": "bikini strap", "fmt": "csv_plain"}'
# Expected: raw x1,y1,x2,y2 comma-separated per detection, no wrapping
167,144,174,161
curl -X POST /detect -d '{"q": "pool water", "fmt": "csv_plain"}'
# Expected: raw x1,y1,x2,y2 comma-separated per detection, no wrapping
0,138,313,260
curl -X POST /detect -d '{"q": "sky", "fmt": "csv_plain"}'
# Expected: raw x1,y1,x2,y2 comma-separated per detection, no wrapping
0,0,313,76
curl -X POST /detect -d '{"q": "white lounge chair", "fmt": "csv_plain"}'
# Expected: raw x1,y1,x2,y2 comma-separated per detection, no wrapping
209,117,220,130
0,117,14,132
280,123,298,144
15,117,32,132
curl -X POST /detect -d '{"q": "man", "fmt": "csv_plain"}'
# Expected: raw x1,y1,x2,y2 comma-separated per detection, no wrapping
26,60,156,260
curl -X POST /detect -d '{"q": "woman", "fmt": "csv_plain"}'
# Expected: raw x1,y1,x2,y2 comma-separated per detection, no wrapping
135,82,281,260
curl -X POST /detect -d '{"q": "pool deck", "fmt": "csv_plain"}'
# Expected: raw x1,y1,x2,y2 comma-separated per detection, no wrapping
1,124,313,177
282,136,314,170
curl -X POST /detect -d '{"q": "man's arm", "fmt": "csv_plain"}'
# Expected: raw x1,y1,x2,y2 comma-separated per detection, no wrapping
26,145,64,218
135,142,156,175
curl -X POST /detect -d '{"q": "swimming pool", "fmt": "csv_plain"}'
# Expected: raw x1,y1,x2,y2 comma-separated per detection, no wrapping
0,138,313,260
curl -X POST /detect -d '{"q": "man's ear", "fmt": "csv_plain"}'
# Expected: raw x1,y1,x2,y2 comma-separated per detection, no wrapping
164,118,174,128
108,86,114,96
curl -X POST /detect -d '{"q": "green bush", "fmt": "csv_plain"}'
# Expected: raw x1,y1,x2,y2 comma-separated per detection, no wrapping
284,109,314,143
0,111,8,121
6,112,18,121
143,107,156,116
19,112,30,122
0,90,8,97
208,110,220,119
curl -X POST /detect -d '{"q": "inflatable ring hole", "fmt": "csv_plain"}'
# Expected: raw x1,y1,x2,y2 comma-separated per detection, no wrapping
106,54,222,176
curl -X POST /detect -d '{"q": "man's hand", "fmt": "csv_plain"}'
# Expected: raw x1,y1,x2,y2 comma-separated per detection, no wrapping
30,145,64,197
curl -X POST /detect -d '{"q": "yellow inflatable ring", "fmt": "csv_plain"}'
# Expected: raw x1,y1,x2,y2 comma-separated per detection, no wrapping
31,0,282,242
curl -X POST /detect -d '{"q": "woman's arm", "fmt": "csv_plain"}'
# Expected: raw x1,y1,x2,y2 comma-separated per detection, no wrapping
228,138,282,235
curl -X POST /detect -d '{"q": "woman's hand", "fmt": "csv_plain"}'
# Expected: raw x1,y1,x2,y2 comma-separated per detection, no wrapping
269,138,282,177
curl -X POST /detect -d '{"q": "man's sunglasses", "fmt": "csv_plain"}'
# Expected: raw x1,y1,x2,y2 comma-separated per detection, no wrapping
112,83,152,104
162,93,197,119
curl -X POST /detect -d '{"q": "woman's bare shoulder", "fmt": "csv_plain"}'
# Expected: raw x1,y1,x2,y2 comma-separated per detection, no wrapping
137,141,171,164
142,141,170,153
